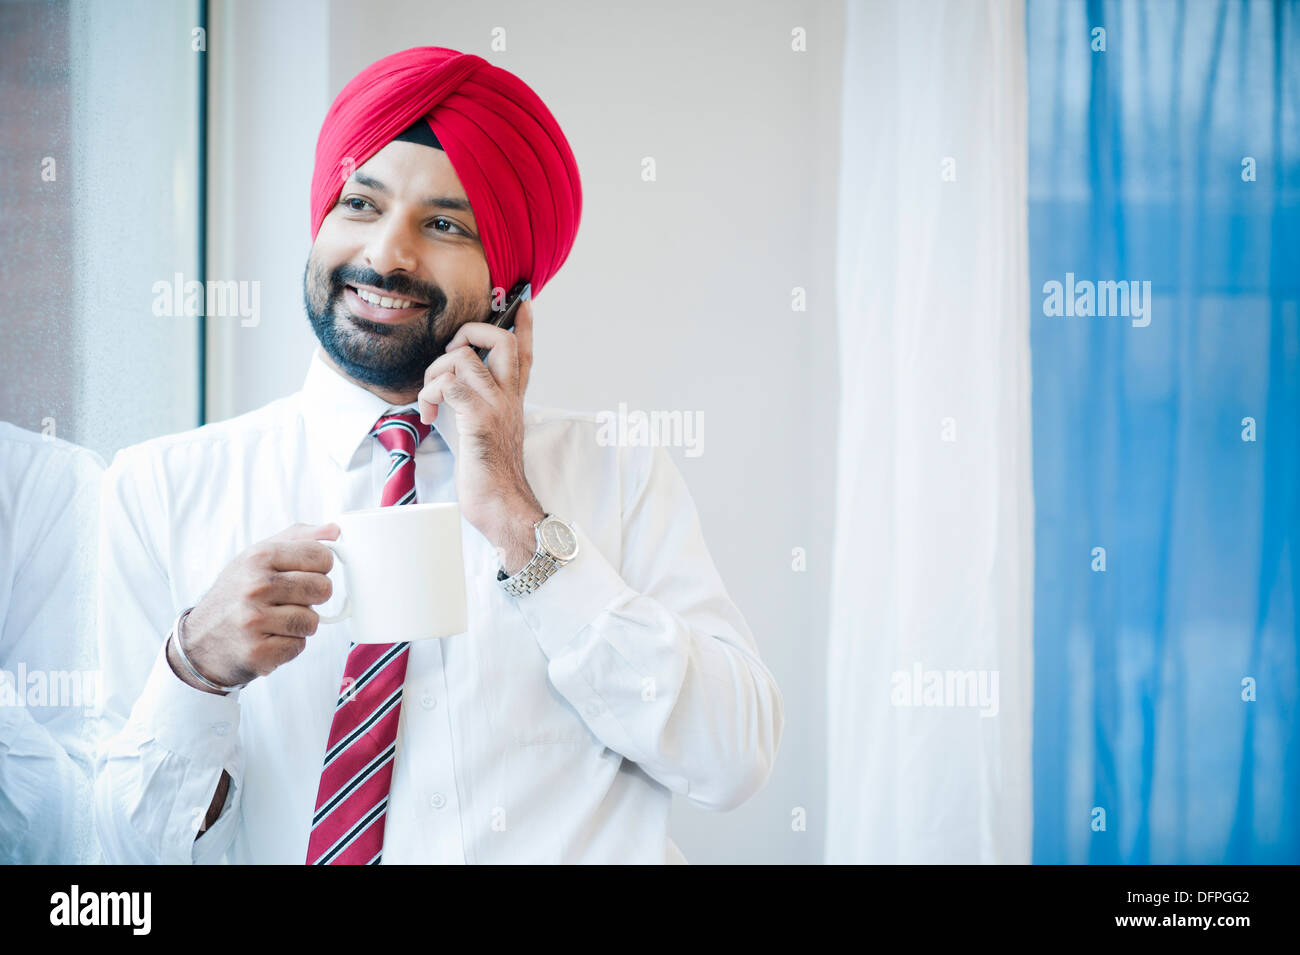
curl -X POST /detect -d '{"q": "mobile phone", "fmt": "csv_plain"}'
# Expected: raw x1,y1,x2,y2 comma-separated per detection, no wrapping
475,281,531,363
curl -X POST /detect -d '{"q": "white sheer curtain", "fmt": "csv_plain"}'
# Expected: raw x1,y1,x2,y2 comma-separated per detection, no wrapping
827,0,1033,864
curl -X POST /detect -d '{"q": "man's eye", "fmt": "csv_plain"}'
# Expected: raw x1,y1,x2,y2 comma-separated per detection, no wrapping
431,217,464,235
341,197,375,212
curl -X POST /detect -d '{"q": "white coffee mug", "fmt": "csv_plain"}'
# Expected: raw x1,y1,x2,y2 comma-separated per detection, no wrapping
316,501,468,643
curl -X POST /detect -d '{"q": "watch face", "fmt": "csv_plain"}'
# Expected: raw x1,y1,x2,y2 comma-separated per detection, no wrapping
539,518,578,560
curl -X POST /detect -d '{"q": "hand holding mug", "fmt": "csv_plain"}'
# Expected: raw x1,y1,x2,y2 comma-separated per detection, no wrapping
171,522,340,693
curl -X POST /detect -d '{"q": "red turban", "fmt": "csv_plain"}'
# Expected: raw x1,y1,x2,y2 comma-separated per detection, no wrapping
310,46,582,297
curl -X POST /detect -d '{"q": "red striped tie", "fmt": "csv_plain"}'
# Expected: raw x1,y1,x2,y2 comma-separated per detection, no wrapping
305,410,432,865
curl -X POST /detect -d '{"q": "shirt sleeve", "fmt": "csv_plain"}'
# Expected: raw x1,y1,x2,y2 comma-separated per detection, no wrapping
0,442,102,863
508,443,784,811
92,445,244,864
0,688,96,863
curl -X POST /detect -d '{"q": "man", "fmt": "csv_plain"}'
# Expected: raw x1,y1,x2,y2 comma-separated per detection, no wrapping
0,422,102,863
95,46,782,864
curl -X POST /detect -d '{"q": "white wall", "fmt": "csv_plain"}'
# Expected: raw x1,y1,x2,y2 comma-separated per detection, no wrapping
209,0,843,864
207,0,332,419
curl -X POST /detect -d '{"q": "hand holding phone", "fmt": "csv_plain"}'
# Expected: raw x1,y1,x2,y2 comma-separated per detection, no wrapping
475,281,531,363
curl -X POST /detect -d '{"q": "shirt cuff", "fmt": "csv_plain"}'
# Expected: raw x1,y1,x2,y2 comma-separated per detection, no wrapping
506,519,630,658
131,640,243,767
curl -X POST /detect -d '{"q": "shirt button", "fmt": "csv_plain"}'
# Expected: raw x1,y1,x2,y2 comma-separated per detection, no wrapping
583,703,603,719
429,793,446,810
420,692,437,710
211,721,230,737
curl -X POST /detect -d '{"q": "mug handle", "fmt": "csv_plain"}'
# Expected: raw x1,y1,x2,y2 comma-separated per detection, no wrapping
317,539,351,624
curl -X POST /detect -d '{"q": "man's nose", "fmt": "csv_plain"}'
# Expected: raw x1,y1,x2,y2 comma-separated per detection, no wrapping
363,216,420,277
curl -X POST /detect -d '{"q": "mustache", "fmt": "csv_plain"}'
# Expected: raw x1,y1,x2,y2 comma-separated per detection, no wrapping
330,264,444,310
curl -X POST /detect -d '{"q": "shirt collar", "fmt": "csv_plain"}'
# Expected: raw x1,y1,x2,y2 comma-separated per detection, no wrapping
300,347,459,468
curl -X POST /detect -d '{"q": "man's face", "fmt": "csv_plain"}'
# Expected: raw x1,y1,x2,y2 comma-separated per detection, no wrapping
304,139,493,392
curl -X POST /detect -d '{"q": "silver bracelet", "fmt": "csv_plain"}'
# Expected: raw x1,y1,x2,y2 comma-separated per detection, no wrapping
169,607,246,693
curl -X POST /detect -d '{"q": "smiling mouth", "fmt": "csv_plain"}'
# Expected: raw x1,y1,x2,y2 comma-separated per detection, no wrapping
344,284,428,311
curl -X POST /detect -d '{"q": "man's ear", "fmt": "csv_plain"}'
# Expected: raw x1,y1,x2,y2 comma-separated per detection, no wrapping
516,299,535,397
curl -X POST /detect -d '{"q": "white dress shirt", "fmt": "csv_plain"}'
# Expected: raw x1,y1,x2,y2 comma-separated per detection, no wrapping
94,348,783,864
0,422,103,863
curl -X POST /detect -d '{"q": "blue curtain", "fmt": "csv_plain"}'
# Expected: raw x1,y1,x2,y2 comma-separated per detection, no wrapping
1028,0,1300,863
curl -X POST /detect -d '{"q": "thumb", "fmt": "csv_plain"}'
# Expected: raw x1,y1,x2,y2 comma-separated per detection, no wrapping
279,522,340,541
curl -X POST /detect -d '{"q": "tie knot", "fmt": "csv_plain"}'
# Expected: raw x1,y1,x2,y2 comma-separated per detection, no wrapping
370,410,431,456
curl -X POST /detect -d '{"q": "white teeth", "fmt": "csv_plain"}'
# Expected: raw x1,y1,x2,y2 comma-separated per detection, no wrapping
355,288,414,309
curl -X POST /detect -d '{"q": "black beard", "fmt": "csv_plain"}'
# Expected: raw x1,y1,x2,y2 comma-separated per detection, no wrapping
303,259,450,392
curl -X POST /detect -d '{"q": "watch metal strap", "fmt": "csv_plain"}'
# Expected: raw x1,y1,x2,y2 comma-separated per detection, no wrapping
499,551,561,597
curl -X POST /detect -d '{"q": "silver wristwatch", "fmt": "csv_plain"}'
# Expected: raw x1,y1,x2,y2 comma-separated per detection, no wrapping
497,514,579,596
